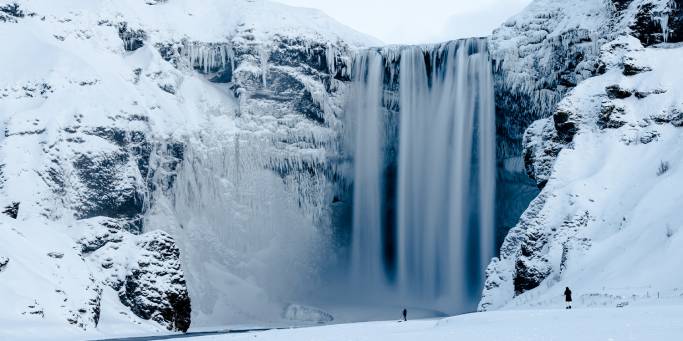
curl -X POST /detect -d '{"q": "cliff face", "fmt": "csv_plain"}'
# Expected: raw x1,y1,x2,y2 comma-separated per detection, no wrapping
0,0,376,332
481,0,683,311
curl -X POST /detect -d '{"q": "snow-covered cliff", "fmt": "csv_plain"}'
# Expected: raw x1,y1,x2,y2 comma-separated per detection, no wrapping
0,0,377,335
481,0,683,311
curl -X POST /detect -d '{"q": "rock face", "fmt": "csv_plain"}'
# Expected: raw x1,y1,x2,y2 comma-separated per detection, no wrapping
2,202,19,219
119,231,191,332
489,0,610,239
491,0,683,237
481,3,683,309
629,0,683,46
0,0,376,332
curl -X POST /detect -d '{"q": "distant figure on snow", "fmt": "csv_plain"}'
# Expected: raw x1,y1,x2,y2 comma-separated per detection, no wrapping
564,287,573,309
402,308,407,321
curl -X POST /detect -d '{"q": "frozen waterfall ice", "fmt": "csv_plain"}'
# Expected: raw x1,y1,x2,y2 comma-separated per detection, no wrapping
348,38,496,313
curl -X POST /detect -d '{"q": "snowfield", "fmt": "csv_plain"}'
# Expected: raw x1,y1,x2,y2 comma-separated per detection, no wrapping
4,304,683,340
133,305,683,341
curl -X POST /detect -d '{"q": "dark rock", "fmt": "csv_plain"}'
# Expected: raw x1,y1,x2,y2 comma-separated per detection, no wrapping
639,131,660,144
634,89,666,99
651,106,683,127
0,3,36,23
611,0,634,12
605,84,632,99
0,256,8,271
623,61,652,76
2,202,19,219
630,1,683,46
118,22,146,51
76,219,125,254
598,102,627,129
513,230,551,295
47,252,64,259
296,90,326,125
119,231,191,332
522,118,569,189
553,108,579,143
72,151,145,233
158,83,176,94
672,108,683,127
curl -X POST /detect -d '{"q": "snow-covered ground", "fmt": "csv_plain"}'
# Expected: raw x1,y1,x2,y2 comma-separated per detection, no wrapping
107,304,683,341
5,303,683,340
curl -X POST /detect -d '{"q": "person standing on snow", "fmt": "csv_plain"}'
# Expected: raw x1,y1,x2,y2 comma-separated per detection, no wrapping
402,308,407,321
564,287,573,309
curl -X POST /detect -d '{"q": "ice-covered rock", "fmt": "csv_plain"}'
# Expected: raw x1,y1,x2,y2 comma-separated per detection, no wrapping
0,0,377,332
482,32,683,311
119,230,191,332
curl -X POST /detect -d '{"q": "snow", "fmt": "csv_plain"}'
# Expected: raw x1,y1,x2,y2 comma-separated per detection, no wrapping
0,216,165,340
176,305,683,341
3,0,683,337
481,34,683,312
0,0,375,331
13,0,380,47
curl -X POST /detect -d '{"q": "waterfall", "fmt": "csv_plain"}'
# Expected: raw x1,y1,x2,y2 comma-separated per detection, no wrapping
348,38,496,313
349,50,386,289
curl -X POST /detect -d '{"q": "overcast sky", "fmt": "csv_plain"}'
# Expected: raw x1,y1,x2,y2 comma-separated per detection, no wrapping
275,0,533,44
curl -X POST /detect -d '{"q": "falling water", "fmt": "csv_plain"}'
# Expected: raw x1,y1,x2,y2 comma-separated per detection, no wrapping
349,50,386,289
349,38,496,313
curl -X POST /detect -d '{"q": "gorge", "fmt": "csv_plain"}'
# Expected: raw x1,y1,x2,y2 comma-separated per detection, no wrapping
1,0,682,338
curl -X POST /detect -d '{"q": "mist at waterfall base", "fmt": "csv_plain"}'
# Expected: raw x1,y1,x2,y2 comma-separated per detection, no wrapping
144,38,497,326
347,38,496,315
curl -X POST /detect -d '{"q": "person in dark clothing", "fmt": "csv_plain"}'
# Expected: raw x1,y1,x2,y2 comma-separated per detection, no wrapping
402,308,407,321
564,287,573,309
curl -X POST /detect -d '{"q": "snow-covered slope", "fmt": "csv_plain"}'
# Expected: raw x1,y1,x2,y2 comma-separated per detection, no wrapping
490,0,682,236
177,305,683,341
0,0,377,334
482,0,683,311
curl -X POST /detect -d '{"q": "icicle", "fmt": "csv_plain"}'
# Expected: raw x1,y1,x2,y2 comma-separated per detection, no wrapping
260,47,270,88
179,41,234,75
326,43,337,75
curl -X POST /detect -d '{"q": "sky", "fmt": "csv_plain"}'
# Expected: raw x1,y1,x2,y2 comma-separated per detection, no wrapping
275,0,533,44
